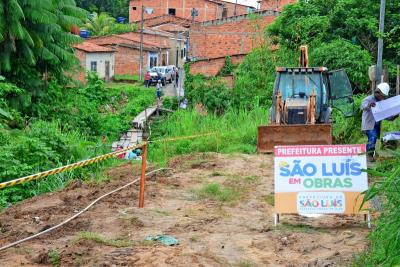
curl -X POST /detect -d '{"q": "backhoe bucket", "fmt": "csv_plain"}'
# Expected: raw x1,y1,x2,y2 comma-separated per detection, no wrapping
257,124,332,153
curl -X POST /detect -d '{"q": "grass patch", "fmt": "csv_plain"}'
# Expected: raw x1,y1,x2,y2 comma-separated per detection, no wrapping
113,74,139,82
263,194,274,206
195,182,239,202
148,108,267,166
237,261,255,267
48,249,61,267
73,231,133,248
244,175,260,183
151,208,173,216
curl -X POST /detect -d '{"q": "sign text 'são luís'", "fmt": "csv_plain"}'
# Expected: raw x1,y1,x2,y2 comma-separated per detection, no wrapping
274,145,368,214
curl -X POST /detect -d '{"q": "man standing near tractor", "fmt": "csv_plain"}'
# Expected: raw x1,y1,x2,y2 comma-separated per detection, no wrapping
361,82,398,162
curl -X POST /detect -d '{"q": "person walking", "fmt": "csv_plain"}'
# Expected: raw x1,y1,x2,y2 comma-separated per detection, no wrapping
175,67,180,87
156,80,162,101
361,82,398,162
144,71,151,88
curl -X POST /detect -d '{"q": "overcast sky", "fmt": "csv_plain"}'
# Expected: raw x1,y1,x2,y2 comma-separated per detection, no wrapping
222,0,259,8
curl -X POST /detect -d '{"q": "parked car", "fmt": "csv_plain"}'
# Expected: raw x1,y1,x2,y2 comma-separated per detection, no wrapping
148,68,164,85
149,66,174,85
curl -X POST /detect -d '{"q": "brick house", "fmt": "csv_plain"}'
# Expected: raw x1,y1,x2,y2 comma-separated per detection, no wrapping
129,0,254,23
118,29,187,68
188,10,278,75
87,34,170,77
74,42,116,82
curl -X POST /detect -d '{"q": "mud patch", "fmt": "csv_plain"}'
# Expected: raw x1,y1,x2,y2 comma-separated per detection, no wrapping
0,154,369,266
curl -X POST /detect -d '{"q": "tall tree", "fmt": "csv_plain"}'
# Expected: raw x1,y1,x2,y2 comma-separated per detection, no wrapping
266,0,400,89
76,0,130,18
0,0,86,88
83,12,137,36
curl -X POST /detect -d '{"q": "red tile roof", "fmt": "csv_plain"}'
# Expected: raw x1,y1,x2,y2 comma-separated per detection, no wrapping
154,23,189,33
88,34,170,50
117,33,171,49
73,42,115,53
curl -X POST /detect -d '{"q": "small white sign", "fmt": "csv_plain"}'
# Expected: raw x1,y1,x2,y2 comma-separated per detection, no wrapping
372,95,400,122
297,192,345,214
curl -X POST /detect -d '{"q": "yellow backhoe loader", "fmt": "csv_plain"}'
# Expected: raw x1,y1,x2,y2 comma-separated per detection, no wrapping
257,46,354,153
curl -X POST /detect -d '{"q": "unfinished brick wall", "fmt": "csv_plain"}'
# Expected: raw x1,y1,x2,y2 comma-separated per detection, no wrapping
189,54,245,76
260,0,297,10
74,49,87,82
129,0,250,22
189,10,277,60
142,15,192,28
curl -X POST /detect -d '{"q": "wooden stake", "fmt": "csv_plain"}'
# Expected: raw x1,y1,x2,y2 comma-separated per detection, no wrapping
139,142,148,208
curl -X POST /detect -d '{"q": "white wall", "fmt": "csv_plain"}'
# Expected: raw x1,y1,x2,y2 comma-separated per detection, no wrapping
85,53,115,79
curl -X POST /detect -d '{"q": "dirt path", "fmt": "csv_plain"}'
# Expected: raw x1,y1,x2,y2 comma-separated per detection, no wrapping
0,154,369,266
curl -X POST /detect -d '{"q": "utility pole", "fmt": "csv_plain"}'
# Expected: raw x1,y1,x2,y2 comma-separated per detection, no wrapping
376,0,386,84
139,5,144,81
139,6,153,81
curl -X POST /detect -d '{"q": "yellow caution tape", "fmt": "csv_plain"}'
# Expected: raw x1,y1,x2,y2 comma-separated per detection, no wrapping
0,132,217,190
0,143,145,190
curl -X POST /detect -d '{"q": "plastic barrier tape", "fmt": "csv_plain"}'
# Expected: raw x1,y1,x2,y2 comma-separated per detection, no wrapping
0,132,217,190
0,143,144,190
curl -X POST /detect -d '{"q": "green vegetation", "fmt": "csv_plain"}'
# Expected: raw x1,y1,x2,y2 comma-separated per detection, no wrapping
148,108,267,165
76,0,130,18
195,182,239,202
0,0,86,91
82,12,138,37
354,153,400,266
73,231,133,247
265,2,400,264
114,74,140,82
218,56,235,76
263,194,274,206
48,249,61,267
0,74,154,207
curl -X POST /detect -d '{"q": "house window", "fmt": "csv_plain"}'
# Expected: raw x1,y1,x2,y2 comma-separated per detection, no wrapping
132,6,137,10
222,7,228,18
181,49,184,59
90,61,97,72
149,53,158,68
168,8,176,16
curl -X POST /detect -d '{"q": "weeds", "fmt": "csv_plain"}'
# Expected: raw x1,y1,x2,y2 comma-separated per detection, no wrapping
73,231,133,248
0,82,154,207
148,108,267,166
355,152,400,266
48,249,61,267
263,194,275,206
195,182,239,202
244,175,260,183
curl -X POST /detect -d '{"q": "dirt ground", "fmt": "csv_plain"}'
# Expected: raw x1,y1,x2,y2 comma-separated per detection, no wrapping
0,153,369,266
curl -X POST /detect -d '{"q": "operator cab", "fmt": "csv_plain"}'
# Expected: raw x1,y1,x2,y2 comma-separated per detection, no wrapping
271,67,354,124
